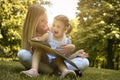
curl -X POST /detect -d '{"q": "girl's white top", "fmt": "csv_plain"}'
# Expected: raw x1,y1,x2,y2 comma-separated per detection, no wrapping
48,32,71,50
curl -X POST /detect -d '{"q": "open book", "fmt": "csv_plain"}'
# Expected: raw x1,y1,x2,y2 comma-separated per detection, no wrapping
30,40,79,70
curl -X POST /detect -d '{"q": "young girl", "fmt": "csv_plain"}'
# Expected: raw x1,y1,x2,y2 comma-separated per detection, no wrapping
33,15,73,57
31,14,76,78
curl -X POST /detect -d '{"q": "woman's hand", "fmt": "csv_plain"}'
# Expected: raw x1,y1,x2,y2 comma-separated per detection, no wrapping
69,49,89,59
57,44,75,56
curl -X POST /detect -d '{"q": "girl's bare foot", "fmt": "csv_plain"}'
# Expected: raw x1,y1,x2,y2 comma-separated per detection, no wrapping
60,70,76,79
20,69,39,77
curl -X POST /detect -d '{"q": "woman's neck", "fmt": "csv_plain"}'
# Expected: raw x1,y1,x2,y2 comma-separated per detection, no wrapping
36,32,42,37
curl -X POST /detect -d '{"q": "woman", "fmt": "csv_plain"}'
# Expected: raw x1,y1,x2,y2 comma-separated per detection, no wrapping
18,4,76,79
17,4,89,79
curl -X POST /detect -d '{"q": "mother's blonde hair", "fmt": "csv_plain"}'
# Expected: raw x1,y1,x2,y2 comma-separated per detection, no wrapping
22,4,46,50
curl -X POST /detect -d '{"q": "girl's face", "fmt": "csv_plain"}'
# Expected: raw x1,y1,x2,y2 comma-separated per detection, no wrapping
36,13,49,35
52,19,66,38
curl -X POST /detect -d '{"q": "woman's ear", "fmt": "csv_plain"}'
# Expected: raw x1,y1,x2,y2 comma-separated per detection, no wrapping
65,26,69,34
66,25,72,34
64,26,68,30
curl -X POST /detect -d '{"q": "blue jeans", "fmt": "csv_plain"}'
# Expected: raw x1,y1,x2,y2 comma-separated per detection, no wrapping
17,49,89,72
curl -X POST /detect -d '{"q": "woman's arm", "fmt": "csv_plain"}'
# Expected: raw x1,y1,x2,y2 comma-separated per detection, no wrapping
58,44,75,57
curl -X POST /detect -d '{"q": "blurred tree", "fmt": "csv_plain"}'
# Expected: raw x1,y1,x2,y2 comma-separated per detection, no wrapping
74,0,120,69
0,0,51,59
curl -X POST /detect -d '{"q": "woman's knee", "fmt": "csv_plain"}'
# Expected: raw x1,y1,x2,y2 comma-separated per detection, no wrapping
85,58,89,67
71,57,89,71
17,49,32,61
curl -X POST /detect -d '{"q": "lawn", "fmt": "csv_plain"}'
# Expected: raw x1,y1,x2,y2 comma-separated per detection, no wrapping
0,60,120,80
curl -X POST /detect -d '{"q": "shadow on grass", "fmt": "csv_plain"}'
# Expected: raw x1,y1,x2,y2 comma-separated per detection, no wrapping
0,60,120,80
0,60,61,80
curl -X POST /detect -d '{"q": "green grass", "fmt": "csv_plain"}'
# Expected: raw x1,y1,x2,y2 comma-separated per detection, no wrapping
0,60,120,80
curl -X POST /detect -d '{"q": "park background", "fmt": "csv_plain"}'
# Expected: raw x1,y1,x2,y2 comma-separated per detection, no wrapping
0,0,120,80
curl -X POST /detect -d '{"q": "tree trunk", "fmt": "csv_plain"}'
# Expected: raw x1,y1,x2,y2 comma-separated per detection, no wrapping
115,55,119,70
107,39,114,69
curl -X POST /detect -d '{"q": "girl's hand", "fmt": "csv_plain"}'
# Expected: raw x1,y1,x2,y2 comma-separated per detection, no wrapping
31,37,40,41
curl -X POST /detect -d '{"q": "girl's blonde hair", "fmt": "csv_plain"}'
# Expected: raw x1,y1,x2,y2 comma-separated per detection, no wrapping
22,4,46,50
54,15,72,34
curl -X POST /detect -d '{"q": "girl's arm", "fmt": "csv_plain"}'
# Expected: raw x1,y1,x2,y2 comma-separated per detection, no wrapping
32,32,49,41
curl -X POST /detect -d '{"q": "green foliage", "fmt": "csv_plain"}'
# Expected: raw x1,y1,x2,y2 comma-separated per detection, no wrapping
0,0,52,58
0,0,39,58
73,0,120,69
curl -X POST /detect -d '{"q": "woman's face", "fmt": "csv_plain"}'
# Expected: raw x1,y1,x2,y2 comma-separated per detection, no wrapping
36,13,49,35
